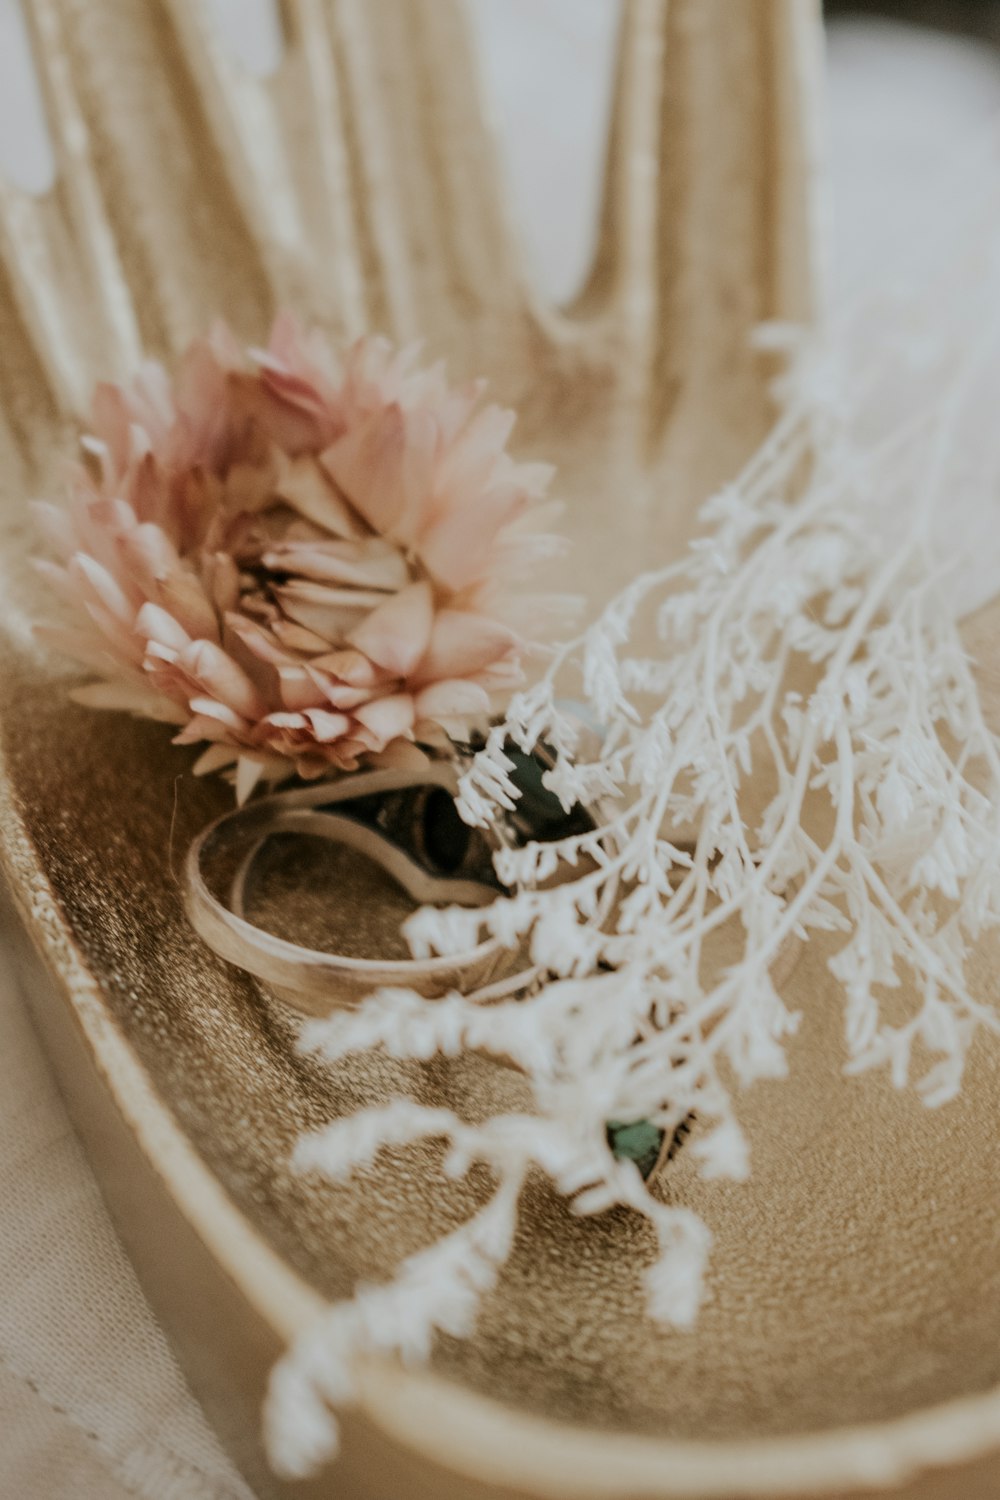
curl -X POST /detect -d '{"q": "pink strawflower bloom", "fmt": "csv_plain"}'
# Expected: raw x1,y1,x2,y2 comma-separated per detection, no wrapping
35,317,561,800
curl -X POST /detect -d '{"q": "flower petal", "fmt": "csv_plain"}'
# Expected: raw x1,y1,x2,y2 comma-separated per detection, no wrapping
369,739,431,772
228,371,329,456
301,708,353,742
172,341,233,467
308,676,375,711
225,614,292,666
117,520,180,586
269,617,333,655
278,666,330,711
353,693,415,751
414,679,491,721
185,697,249,733
156,569,221,642
192,743,240,776
392,406,438,548
321,405,410,536
173,712,242,745
432,403,515,515
204,551,241,615
31,500,76,559
274,581,383,643
419,483,527,592
414,609,519,685
70,552,137,625
134,601,193,653
274,455,366,540
236,755,266,805
91,382,134,474
181,640,267,720
262,538,409,592
348,581,433,678
35,625,122,674
70,679,188,723
307,649,385,687
32,558,77,607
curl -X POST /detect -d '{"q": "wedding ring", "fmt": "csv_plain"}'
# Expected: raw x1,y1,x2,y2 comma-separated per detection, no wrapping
183,737,594,1016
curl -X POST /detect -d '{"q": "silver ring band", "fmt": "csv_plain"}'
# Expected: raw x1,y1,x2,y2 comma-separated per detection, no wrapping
183,761,516,1015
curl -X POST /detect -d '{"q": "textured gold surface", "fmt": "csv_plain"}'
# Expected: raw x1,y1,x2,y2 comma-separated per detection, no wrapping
7,4,1000,1498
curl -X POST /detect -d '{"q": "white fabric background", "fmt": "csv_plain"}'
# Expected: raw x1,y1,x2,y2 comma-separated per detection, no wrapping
1,6,1000,1496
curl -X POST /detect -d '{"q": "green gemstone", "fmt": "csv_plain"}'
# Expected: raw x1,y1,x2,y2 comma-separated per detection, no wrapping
504,745,595,843
606,1118,665,1180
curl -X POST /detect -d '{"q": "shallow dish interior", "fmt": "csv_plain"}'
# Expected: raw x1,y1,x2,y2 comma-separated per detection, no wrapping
3,499,1000,1444
1,0,997,1471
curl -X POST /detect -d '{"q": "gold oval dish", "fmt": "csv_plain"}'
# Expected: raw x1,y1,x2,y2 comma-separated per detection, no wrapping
5,4,1000,1498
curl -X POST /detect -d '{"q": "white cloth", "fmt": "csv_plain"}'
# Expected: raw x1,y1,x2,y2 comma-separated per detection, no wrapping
2,8,1000,1497
0,939,255,1500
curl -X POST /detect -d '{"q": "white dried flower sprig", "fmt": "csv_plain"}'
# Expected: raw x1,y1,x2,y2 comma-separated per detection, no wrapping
266,156,1000,1477
265,1164,526,1478
267,1097,710,1477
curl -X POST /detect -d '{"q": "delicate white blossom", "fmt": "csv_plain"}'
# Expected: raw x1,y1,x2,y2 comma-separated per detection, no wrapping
267,152,1000,1477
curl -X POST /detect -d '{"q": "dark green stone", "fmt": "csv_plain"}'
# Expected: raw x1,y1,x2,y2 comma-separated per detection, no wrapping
606,1118,666,1180
505,746,595,843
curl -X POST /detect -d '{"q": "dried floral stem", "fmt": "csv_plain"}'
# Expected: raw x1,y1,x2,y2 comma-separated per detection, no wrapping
266,159,1000,1477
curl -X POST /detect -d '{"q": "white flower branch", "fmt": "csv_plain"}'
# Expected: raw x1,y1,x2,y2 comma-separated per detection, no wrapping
267,164,1000,1477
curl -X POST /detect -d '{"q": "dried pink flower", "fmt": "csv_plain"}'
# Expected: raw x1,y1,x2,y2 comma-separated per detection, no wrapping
35,318,561,800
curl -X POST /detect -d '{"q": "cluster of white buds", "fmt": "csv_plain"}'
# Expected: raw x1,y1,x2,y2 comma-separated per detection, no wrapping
267,145,1000,1479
